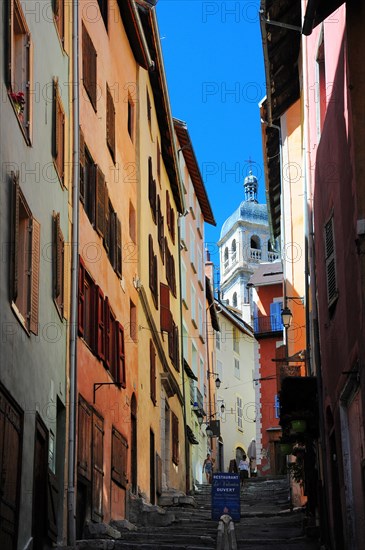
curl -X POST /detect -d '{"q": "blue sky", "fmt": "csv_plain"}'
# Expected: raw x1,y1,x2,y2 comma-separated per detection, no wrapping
157,1,267,263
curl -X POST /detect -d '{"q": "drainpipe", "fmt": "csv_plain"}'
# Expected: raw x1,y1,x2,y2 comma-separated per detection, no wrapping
67,0,80,544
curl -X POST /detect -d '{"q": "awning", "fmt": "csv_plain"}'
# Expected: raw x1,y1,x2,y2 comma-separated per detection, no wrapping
186,425,199,445
302,0,345,36
184,359,198,381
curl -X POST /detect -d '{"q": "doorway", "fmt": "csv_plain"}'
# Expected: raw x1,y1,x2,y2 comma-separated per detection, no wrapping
150,429,155,504
32,415,48,549
131,394,137,494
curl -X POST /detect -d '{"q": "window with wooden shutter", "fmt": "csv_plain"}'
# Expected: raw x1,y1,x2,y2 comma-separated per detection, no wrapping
324,215,338,308
0,387,23,550
170,209,175,244
166,191,171,233
115,215,122,278
104,298,111,369
95,166,105,237
128,95,134,141
79,128,85,202
171,412,179,465
83,270,94,349
165,244,176,298
92,412,104,522
160,283,172,333
10,174,40,334
147,88,152,131
157,195,165,263
111,428,128,488
104,190,110,253
53,212,64,318
7,0,32,142
168,320,179,370
78,258,85,336
106,84,115,162
150,339,157,405
84,147,96,225
95,286,105,361
53,0,64,43
116,322,126,387
77,396,92,480
52,79,65,185
148,158,156,223
82,23,97,111
149,235,158,308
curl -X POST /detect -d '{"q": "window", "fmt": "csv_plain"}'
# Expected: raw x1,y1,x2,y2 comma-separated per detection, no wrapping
130,301,137,342
236,396,243,430
198,301,204,339
48,431,56,473
149,235,158,308
180,215,186,245
166,191,175,243
129,202,136,244
216,359,223,380
316,37,326,136
165,240,176,297
274,395,280,419
270,301,283,331
128,95,134,141
231,239,237,263
224,247,229,270
150,340,157,404
191,284,196,325
80,137,96,225
190,228,195,269
181,260,187,304
97,0,108,30
148,158,157,223
168,320,179,371
53,0,65,42
52,80,65,185
234,358,240,379
157,140,161,182
160,282,172,333
233,326,239,353
147,89,152,131
53,212,64,318
250,235,260,249
325,214,338,308
106,84,116,162
216,331,221,350
111,428,128,489
82,23,97,111
171,412,179,465
199,357,204,396
10,173,40,334
232,292,237,308
191,343,198,377
197,247,203,285
7,0,32,141
157,196,165,262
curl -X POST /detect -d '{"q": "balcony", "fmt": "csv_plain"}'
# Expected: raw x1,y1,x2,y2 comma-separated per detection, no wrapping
190,381,205,417
250,248,261,261
253,315,283,336
268,251,280,262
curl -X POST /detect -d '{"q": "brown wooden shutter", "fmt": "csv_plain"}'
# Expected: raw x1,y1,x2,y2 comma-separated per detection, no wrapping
116,215,122,278
54,0,64,42
29,217,40,335
170,209,175,244
104,188,110,253
150,339,156,404
160,283,172,333
92,412,104,522
171,412,179,465
47,470,59,542
117,322,126,387
157,195,165,263
78,258,85,336
106,85,115,162
79,128,85,202
109,209,116,270
111,428,128,488
56,93,65,182
89,162,97,226
95,166,105,237
148,158,156,223
104,298,110,369
82,24,97,111
52,79,58,159
11,172,20,301
166,191,171,232
77,397,92,480
53,213,61,297
95,286,105,361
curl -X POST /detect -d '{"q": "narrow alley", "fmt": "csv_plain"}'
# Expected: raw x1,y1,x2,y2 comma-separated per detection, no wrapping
66,476,320,549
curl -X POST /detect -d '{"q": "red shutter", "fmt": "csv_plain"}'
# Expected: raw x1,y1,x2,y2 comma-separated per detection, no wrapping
95,166,105,237
78,258,85,336
117,322,126,387
104,298,110,369
77,397,92,480
95,286,105,361
29,218,40,335
160,283,172,333
92,412,104,522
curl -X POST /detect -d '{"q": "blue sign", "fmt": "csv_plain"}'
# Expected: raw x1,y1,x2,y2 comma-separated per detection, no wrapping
211,473,240,521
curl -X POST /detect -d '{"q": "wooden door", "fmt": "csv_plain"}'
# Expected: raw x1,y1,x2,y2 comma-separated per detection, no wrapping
32,416,48,549
0,389,22,550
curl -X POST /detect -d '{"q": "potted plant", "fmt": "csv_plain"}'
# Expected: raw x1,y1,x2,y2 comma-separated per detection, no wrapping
10,91,25,119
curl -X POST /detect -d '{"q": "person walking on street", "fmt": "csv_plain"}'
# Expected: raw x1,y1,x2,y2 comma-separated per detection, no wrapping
202,453,214,483
238,454,249,487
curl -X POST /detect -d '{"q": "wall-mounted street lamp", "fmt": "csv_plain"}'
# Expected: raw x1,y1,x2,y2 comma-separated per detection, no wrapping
281,297,304,329
207,371,221,389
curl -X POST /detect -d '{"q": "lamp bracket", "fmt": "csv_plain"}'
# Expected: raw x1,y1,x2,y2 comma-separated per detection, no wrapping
93,382,121,404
